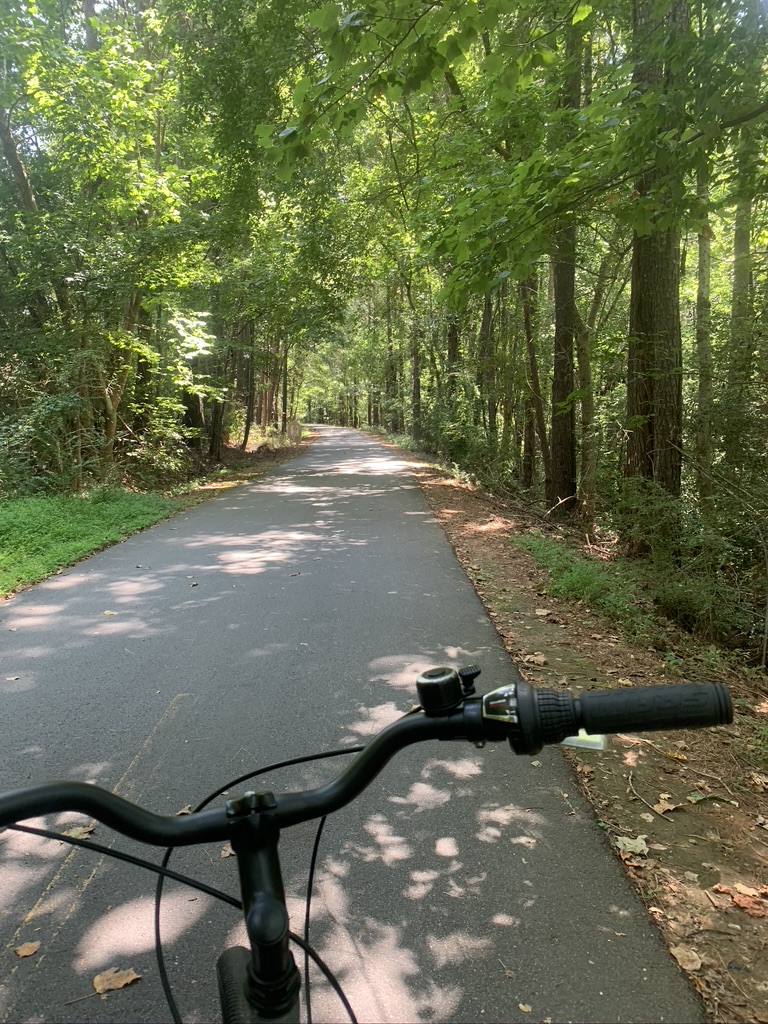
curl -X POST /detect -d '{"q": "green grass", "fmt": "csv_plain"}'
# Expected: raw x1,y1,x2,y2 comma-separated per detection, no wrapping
0,489,187,596
512,532,655,640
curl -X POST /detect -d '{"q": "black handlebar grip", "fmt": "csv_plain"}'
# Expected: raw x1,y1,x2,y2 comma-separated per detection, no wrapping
576,683,733,735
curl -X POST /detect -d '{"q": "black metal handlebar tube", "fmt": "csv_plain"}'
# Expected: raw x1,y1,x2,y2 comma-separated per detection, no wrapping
273,707,483,828
0,685,732,841
0,711,482,843
0,781,230,845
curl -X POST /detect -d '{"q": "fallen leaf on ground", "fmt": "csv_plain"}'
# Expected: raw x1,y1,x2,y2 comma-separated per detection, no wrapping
102,611,118,616
220,843,234,859
732,893,766,917
14,941,40,958
734,882,759,897
176,805,192,816
749,772,768,792
711,883,768,916
62,824,95,840
653,799,681,815
640,812,655,823
670,945,702,971
615,835,649,856
534,608,551,617
665,749,688,762
686,792,738,807
617,677,633,687
523,653,548,666
518,1004,532,1013
92,968,141,994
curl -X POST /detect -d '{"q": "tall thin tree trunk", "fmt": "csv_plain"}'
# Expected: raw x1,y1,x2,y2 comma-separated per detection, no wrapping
548,220,578,515
696,165,714,501
411,320,422,440
478,292,497,451
546,20,580,517
519,275,551,484
724,130,755,471
281,340,289,434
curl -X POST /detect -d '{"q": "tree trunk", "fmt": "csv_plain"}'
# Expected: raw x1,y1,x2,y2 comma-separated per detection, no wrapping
624,0,685,500
386,284,400,432
241,350,255,451
626,222,682,496
724,129,755,471
281,340,289,434
477,292,497,451
548,221,578,515
519,275,551,485
447,315,460,400
695,165,714,501
411,320,422,440
546,20,581,517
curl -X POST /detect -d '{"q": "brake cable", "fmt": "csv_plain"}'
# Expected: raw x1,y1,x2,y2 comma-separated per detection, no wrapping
155,745,364,1024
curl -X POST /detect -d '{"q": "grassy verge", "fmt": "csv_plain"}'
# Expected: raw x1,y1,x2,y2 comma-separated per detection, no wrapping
0,434,312,599
512,531,761,672
511,532,656,641
0,490,187,596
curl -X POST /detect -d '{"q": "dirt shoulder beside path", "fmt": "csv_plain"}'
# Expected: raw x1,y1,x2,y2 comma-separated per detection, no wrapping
384,443,768,1024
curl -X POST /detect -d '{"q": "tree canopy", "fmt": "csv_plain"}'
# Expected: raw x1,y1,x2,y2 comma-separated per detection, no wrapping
1,0,767,660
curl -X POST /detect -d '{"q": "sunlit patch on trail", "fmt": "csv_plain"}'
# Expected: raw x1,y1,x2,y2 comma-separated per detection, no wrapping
74,892,209,972
389,782,451,813
422,757,482,780
427,930,493,968
341,813,413,867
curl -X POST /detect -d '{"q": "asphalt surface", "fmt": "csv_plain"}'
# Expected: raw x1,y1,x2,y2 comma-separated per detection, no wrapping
0,426,704,1023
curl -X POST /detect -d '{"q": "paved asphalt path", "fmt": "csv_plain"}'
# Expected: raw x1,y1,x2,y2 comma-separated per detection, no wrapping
0,427,703,1024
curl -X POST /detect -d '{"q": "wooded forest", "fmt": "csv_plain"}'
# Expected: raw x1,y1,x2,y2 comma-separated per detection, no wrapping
1,1,767,661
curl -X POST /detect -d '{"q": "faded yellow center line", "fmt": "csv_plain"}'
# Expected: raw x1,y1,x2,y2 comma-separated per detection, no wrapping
2,694,192,991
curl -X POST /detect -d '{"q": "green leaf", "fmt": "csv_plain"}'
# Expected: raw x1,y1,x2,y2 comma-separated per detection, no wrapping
572,3,592,23
305,4,340,32
293,77,312,108
340,10,366,30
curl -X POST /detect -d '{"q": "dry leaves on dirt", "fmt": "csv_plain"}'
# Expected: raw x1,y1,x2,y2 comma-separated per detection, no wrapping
523,652,548,666
615,835,649,856
712,883,768,917
14,941,40,958
670,945,702,972
92,967,141,994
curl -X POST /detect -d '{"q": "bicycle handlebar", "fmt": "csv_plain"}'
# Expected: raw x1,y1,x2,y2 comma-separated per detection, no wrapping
0,676,732,847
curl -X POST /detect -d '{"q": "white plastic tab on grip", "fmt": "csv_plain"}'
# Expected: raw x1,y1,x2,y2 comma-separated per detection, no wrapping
561,729,607,751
